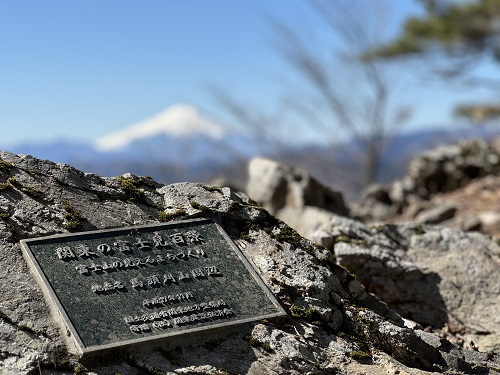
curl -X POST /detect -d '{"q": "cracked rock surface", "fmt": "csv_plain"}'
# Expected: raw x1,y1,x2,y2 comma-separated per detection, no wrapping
311,216,500,355
0,151,499,374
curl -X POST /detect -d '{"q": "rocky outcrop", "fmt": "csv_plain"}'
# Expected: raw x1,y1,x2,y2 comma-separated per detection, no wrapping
247,157,349,216
246,157,349,237
404,175,500,237
311,216,500,354
355,138,500,224
1,151,498,374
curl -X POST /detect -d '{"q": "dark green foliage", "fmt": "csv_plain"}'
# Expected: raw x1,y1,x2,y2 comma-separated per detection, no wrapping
368,0,500,61
365,1,500,122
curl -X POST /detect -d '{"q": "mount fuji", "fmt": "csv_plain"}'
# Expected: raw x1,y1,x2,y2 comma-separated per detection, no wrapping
5,105,272,183
5,104,498,198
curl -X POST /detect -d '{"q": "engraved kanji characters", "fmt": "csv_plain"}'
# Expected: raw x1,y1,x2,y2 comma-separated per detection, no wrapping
114,240,133,254
146,274,161,288
191,268,206,279
169,233,186,246
90,280,125,294
121,258,134,268
55,246,76,260
152,234,170,249
130,277,144,290
152,320,171,329
204,266,222,277
177,271,191,282
134,237,152,251
101,262,115,272
163,272,176,284
74,244,97,259
75,264,90,275
89,262,103,273
156,254,167,263
176,252,188,261
184,230,205,244
164,253,178,262
91,284,104,293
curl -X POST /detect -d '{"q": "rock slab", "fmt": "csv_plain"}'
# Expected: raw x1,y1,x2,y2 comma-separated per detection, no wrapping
0,151,499,374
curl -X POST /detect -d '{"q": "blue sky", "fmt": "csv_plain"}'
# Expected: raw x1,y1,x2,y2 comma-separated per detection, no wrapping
0,0,494,148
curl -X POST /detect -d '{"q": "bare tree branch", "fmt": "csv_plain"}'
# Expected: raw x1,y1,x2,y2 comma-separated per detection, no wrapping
211,0,411,187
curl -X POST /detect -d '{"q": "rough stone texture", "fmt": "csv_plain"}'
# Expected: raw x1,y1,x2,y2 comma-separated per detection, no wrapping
355,138,500,223
272,205,341,239
247,157,349,216
413,205,457,225
362,175,500,237
1,151,499,374
310,215,500,355
406,175,500,237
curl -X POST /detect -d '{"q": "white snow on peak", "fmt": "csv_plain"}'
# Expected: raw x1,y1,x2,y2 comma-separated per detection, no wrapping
94,104,226,152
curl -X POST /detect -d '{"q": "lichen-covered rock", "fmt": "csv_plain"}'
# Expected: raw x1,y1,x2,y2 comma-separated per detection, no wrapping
311,215,500,355
1,151,499,374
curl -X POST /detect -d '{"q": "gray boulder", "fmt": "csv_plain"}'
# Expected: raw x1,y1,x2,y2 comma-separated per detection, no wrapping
414,205,457,224
0,151,498,374
246,157,349,216
355,138,500,221
311,216,500,354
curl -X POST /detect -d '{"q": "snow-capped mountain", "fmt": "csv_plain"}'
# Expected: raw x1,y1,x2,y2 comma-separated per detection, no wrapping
4,103,498,196
94,104,226,152
5,104,272,183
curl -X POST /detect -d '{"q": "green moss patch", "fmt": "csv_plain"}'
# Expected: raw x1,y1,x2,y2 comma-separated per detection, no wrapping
6,177,43,198
190,201,209,212
62,201,86,231
333,233,367,246
0,159,13,171
0,182,11,191
158,208,187,222
48,345,73,371
244,334,273,352
289,305,322,325
117,176,146,203
349,350,372,360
